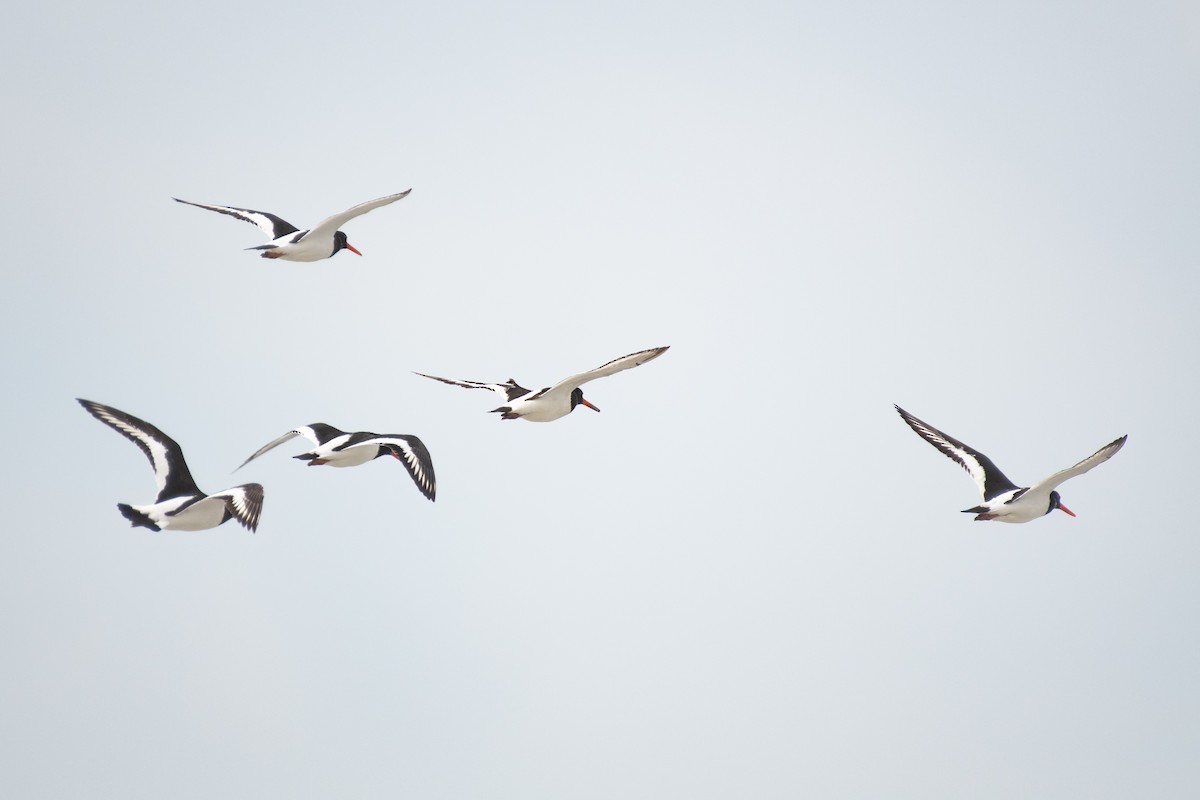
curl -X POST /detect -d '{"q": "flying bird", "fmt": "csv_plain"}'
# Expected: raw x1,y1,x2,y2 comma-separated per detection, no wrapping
236,423,435,501
78,399,264,532
173,190,411,261
894,405,1126,523
415,346,670,422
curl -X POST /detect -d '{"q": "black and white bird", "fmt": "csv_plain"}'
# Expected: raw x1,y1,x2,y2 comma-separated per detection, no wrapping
415,346,669,423
78,399,264,532
173,190,411,261
236,424,436,501
894,405,1126,523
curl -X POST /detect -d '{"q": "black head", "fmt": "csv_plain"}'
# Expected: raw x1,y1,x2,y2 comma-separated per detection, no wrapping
1048,490,1077,518
332,230,363,257
570,387,601,414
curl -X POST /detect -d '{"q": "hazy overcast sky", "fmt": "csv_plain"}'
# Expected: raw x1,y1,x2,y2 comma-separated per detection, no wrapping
3,1,1198,797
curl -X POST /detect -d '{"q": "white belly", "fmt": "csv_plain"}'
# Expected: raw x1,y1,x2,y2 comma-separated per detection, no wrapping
511,399,572,423
135,495,229,531
991,505,1046,524
268,234,333,262
981,494,1050,524
322,445,378,467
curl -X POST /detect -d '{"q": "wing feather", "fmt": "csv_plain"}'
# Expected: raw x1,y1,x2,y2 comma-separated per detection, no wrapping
235,425,336,471
413,372,531,403
173,198,299,239
78,399,201,500
305,190,411,239
356,434,437,501
548,346,670,394
894,405,1019,501
211,484,265,532
236,431,301,471
1029,435,1128,494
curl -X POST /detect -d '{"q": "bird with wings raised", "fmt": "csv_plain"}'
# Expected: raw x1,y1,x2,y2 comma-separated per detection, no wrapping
78,399,264,532
894,405,1126,523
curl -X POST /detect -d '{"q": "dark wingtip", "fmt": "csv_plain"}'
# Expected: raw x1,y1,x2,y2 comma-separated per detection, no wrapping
76,398,103,418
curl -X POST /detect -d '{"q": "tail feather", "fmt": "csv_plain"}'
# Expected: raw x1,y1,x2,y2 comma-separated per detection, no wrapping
117,503,160,531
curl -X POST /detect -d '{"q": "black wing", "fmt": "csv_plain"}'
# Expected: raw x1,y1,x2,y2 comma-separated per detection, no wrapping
895,405,1020,501
174,198,300,240
78,399,202,501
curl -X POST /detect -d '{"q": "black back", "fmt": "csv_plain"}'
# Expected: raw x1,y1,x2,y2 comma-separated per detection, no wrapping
306,423,345,444
335,430,386,451
256,212,300,238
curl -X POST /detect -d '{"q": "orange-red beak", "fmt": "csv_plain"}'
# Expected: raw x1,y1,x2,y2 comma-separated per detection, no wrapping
345,243,363,256
1057,503,1076,517
581,399,600,412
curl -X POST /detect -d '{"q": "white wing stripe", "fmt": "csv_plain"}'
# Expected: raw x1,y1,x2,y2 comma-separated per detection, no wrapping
358,435,436,501
84,403,174,494
906,416,989,496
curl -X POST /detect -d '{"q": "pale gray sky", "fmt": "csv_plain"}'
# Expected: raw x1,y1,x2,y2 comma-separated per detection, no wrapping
2,1,1198,797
